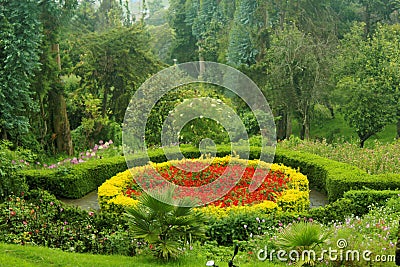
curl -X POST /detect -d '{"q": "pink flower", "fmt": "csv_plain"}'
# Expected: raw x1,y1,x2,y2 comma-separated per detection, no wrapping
99,140,104,145
108,140,113,144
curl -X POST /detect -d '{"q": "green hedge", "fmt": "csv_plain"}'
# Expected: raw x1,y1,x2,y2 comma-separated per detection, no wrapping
18,146,250,198
274,148,400,202
342,189,400,216
19,156,128,198
18,145,400,202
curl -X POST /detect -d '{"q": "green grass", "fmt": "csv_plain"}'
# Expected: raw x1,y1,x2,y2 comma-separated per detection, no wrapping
292,113,397,147
0,243,284,267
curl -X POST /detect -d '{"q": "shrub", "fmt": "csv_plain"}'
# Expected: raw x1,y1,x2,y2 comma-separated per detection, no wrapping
308,198,355,224
0,190,145,256
343,189,400,216
275,147,400,202
279,138,400,175
0,143,28,200
273,221,332,266
19,156,128,198
125,190,206,261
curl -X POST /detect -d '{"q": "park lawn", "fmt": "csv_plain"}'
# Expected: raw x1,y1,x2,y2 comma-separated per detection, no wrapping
0,243,284,267
292,113,397,146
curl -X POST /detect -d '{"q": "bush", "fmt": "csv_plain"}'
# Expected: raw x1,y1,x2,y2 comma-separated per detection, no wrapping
19,156,128,198
125,190,206,261
275,148,400,202
308,198,355,224
0,142,28,200
343,189,400,216
0,190,144,256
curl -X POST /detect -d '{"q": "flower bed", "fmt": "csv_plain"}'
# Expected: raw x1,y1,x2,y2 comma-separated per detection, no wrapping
98,156,309,213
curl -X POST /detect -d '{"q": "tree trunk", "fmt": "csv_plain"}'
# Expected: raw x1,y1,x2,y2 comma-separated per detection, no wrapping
300,122,310,140
1,128,7,140
364,3,371,37
276,109,287,140
49,44,73,156
300,106,310,140
360,139,365,148
199,55,205,78
48,89,73,155
285,112,292,138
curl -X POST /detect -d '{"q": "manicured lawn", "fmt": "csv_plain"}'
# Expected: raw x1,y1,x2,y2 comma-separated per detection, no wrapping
292,113,397,146
0,243,284,267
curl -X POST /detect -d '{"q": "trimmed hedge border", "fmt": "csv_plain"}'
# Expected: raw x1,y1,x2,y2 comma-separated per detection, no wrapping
18,145,400,201
343,189,400,216
274,148,400,202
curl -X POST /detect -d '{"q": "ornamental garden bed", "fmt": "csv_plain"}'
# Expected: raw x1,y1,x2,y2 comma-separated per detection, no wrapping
98,156,310,213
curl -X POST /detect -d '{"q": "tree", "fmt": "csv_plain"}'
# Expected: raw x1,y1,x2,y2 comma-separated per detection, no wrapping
335,23,399,147
95,0,124,31
227,0,259,66
356,0,400,36
147,23,176,63
0,0,41,142
267,24,333,140
167,0,198,63
31,0,77,155
192,0,222,63
73,26,163,123
147,0,165,16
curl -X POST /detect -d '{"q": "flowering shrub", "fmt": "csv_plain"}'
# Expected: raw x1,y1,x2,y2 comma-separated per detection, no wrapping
17,140,116,170
98,156,309,213
0,190,146,256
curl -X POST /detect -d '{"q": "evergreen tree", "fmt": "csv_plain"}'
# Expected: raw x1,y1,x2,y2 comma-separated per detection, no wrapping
227,0,258,66
168,0,198,63
0,0,41,142
32,0,77,155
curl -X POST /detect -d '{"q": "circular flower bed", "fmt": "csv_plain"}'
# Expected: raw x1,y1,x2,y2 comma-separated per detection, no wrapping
98,156,310,213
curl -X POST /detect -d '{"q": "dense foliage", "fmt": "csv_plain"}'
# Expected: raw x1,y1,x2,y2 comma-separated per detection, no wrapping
1,0,400,155
2,1,400,265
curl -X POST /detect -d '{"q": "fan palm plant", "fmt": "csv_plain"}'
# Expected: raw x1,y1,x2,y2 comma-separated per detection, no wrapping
275,221,332,266
125,189,206,261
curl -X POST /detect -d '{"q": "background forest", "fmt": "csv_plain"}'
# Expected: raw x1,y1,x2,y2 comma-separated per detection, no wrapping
1,0,400,158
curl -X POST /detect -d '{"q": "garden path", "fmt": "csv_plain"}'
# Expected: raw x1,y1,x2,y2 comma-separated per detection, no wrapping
60,188,329,211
